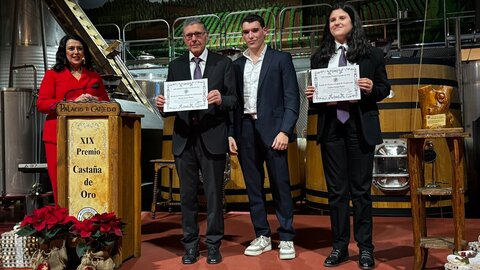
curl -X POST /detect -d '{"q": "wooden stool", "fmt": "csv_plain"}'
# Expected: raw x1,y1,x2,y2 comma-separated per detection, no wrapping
150,159,178,218
402,129,469,269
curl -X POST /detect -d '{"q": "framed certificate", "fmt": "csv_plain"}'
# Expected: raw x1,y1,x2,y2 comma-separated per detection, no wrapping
311,65,361,103
164,78,208,112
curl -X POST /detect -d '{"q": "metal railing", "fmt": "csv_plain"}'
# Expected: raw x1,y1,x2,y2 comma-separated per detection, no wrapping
277,3,332,51
223,9,277,49
108,2,476,62
172,14,222,57
122,19,171,62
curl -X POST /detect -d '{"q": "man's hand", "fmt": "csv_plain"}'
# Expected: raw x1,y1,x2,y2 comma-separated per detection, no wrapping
305,85,315,101
155,95,165,112
208,90,222,105
228,136,238,155
272,132,289,151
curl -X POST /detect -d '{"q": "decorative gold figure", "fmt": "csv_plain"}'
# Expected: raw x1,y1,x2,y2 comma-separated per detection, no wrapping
418,85,459,129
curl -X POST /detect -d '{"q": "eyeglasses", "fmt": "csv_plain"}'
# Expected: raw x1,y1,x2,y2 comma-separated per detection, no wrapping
184,31,206,40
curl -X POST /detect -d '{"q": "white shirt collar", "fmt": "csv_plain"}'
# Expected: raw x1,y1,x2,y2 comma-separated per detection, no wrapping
189,48,208,62
335,41,348,52
242,43,267,61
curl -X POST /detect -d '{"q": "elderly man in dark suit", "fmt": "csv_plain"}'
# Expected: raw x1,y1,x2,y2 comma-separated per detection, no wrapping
155,17,237,265
228,14,300,260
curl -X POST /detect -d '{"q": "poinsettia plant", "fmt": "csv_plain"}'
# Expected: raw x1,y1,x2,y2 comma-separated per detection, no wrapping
16,205,77,244
71,212,125,257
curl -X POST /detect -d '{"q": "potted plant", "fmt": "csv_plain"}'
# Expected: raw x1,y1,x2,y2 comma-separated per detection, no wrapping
72,212,125,270
16,205,77,270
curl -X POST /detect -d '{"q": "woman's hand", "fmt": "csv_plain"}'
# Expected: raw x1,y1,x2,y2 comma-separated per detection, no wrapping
74,94,98,102
358,78,373,95
207,90,222,105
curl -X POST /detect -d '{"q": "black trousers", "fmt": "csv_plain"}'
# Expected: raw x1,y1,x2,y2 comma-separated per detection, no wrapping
320,104,375,252
238,117,295,241
175,132,226,249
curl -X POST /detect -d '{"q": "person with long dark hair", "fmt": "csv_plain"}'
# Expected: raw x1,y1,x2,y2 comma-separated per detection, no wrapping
37,34,109,204
305,3,390,269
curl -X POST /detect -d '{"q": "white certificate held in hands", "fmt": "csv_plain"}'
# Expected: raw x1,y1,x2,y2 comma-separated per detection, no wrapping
164,78,208,112
311,65,361,103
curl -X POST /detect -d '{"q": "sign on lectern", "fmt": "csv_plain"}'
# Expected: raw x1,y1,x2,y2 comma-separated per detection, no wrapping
56,101,142,261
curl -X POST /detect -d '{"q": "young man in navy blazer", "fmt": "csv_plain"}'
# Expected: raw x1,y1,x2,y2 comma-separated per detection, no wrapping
228,14,300,260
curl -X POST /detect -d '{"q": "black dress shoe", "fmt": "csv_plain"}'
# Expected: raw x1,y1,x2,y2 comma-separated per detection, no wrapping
323,249,349,267
207,246,222,264
358,250,375,269
182,247,199,264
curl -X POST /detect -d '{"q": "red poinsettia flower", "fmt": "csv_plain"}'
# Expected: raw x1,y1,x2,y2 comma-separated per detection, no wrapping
72,218,97,238
16,205,78,244
72,212,125,257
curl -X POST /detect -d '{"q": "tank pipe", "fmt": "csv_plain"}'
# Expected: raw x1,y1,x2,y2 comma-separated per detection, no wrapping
1,91,5,196
392,0,401,50
454,18,464,125
8,0,19,88
39,0,49,72
444,0,448,47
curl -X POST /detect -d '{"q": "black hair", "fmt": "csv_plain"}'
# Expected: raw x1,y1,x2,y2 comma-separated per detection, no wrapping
311,2,370,66
53,34,94,72
241,14,265,28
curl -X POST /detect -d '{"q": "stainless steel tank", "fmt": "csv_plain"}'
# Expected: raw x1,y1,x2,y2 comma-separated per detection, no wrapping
0,88,36,195
0,0,64,88
461,60,480,203
462,60,480,134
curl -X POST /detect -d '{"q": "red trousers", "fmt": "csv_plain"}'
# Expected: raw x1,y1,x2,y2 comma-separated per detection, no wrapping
44,142,57,204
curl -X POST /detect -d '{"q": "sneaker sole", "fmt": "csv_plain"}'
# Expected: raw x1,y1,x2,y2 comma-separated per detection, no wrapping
279,253,296,260
244,245,272,256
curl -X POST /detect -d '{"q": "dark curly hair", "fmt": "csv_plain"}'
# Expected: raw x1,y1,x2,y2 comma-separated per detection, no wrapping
311,2,370,66
53,34,94,72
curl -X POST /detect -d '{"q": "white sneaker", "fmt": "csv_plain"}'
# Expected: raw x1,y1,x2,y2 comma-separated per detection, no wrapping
279,241,296,260
244,235,272,256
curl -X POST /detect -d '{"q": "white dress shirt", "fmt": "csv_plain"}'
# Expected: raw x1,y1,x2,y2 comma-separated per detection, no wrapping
189,49,208,79
242,45,267,115
328,42,354,68
327,42,357,104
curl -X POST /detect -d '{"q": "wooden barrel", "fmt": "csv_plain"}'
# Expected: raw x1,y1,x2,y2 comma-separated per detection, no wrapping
305,57,461,215
160,116,303,205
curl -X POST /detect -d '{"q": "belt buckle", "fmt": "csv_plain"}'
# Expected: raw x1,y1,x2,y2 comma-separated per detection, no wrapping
244,114,256,120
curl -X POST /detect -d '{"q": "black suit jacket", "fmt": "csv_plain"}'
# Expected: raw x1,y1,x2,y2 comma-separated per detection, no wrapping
310,47,390,146
166,51,237,156
231,46,300,146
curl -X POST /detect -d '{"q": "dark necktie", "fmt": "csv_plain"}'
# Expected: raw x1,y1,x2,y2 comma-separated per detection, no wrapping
191,57,202,125
336,46,349,124
193,57,202,79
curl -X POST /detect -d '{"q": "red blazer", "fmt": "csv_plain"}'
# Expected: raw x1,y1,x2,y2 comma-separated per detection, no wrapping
37,68,110,143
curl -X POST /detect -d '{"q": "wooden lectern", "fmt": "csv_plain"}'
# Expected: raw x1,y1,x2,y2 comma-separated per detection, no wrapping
56,101,142,262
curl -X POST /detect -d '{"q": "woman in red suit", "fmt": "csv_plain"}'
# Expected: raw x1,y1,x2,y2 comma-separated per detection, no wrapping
36,34,109,204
